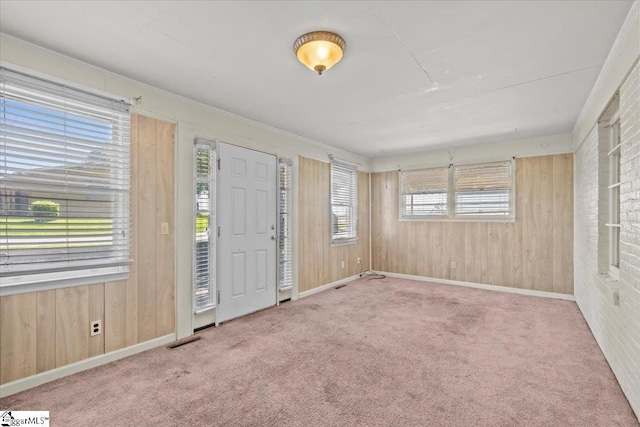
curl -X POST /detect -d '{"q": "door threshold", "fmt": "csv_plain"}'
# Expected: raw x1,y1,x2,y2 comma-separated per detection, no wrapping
217,303,277,325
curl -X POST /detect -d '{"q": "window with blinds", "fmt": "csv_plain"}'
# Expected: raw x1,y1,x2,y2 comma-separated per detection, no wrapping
278,158,293,290
400,160,514,220
453,161,513,217
401,167,449,217
193,140,216,313
0,66,131,292
606,118,621,279
330,158,358,243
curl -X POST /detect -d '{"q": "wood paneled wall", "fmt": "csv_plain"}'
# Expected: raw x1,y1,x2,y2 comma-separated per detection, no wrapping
0,114,175,385
371,154,574,294
298,157,370,293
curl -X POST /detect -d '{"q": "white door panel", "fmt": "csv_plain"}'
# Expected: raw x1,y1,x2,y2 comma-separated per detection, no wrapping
217,143,277,322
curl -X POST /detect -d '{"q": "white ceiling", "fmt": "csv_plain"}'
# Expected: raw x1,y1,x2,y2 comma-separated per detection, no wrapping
0,1,633,158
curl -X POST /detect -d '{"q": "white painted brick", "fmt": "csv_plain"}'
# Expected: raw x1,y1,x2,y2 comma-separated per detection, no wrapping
575,59,640,419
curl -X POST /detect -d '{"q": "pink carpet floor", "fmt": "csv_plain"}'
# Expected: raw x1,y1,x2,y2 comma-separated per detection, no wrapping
1,277,638,426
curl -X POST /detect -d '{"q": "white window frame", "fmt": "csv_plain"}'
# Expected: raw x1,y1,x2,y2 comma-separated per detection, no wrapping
330,157,358,244
400,159,515,222
399,166,449,219
193,139,217,313
606,114,621,281
0,65,131,296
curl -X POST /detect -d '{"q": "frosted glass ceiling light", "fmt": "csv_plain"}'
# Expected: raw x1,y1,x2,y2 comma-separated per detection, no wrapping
294,31,346,75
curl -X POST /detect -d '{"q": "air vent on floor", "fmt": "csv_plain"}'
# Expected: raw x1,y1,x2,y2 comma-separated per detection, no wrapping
167,336,202,349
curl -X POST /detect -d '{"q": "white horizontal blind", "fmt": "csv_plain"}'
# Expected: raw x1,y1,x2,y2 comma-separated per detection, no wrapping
401,167,448,217
453,161,512,216
0,66,131,285
193,140,216,313
278,158,293,290
330,158,358,243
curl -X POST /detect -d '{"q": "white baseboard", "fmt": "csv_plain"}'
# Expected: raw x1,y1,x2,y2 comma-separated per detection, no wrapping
298,274,360,299
0,334,176,398
380,272,576,302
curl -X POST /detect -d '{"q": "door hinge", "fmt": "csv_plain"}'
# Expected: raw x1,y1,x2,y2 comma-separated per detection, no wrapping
217,226,220,237
217,158,221,170
217,290,220,305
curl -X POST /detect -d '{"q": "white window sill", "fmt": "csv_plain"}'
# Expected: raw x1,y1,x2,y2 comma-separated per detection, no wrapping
400,217,516,223
599,272,619,283
0,269,129,297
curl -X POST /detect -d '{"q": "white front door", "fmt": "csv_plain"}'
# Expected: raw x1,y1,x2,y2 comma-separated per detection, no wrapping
217,142,277,323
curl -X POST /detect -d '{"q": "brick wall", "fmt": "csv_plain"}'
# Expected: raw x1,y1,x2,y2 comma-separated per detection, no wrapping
575,58,640,419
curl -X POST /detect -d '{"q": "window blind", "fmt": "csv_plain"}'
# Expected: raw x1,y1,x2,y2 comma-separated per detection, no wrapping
401,167,448,217
330,158,358,243
1,66,131,287
278,158,293,290
193,140,216,313
453,161,512,216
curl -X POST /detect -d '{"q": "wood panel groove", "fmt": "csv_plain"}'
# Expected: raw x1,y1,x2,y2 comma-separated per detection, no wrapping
88,284,105,358
55,286,89,367
36,290,56,374
0,294,37,383
105,280,127,353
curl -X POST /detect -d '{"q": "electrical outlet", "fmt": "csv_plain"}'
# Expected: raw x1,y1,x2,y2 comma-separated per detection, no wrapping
90,320,102,336
357,257,362,264
451,261,457,269
341,260,345,269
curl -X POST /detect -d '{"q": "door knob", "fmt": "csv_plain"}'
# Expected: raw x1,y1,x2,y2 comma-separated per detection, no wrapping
271,234,278,240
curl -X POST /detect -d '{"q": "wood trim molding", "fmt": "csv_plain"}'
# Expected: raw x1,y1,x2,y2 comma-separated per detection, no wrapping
0,334,176,398
381,272,576,301
298,274,361,299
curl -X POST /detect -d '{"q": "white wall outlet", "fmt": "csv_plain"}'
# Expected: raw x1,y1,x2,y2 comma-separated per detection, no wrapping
341,260,345,269
357,257,362,264
90,320,102,336
160,222,169,235
451,261,457,269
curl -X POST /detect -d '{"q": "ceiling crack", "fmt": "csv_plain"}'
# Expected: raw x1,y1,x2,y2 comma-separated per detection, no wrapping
372,1,436,87
480,64,602,95
160,31,190,49
105,5,172,64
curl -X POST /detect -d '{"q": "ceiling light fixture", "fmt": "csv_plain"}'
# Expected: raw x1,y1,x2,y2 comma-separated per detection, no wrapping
293,31,346,76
